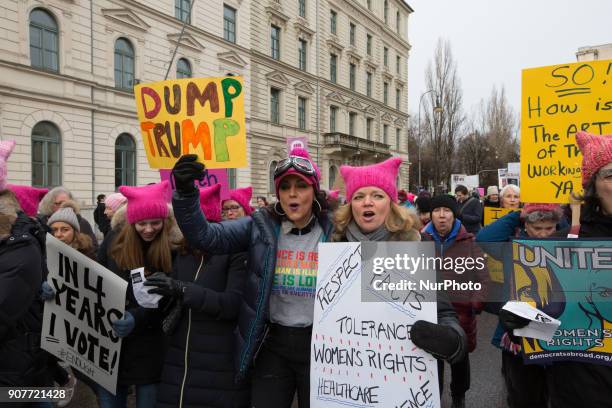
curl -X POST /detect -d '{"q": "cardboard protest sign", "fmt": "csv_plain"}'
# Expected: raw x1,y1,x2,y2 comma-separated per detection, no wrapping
520,60,612,203
159,169,230,201
311,243,440,408
135,77,247,169
287,136,309,154
510,239,612,366
42,235,128,394
483,207,520,226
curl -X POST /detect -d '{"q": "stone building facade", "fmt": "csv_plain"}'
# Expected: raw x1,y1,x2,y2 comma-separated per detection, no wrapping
0,0,412,209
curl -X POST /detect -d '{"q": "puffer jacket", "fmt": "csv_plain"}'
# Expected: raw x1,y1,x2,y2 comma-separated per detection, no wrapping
0,213,53,391
156,250,250,408
172,191,334,381
421,222,489,352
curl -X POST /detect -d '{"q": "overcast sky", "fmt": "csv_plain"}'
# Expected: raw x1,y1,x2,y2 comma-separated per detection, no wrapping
407,0,612,119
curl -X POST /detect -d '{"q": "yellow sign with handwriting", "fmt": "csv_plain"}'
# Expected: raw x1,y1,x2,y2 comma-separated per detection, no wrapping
521,60,612,203
134,77,246,169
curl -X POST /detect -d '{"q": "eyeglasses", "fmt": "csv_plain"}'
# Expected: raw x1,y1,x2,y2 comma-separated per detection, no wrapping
598,168,612,183
274,156,316,179
222,205,241,213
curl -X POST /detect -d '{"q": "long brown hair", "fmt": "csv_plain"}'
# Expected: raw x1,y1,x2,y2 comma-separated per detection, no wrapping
110,215,175,274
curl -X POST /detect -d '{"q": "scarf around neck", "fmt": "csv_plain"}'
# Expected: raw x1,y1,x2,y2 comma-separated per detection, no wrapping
345,220,390,242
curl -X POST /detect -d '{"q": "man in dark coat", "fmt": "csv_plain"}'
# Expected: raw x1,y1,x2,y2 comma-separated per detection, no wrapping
455,185,483,234
94,194,111,237
421,195,490,408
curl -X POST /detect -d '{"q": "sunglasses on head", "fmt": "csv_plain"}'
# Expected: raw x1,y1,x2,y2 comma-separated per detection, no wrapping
274,156,316,179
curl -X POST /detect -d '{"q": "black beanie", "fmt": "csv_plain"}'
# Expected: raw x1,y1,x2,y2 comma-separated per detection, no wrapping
416,196,432,213
430,195,458,218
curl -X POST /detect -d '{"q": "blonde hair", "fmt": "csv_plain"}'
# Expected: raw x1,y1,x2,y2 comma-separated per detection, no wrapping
333,201,420,241
110,214,175,274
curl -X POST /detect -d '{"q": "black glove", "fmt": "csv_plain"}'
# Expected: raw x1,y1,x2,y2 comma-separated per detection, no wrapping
172,154,205,194
499,309,531,343
411,320,462,361
144,274,190,298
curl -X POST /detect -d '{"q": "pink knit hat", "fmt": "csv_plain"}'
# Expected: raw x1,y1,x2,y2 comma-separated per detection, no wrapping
576,131,612,186
224,186,254,216
199,184,222,222
7,184,48,217
340,157,403,202
0,140,16,190
274,147,320,197
119,181,169,224
328,190,339,200
104,192,127,212
521,203,562,218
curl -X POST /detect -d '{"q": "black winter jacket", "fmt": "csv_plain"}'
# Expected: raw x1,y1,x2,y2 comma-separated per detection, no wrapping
548,213,612,408
0,213,53,391
97,229,167,386
457,197,483,234
156,251,249,408
172,191,334,381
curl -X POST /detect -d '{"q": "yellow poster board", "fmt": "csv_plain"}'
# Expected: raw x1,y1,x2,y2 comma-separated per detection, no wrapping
520,60,612,203
483,207,520,226
134,77,247,169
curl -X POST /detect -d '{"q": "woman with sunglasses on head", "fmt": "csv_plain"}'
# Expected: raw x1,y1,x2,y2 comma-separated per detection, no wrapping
222,187,254,220
171,148,333,408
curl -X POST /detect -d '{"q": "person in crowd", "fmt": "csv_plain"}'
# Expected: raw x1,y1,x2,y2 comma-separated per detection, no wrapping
96,181,177,408
47,201,96,259
455,184,483,234
499,184,520,209
147,183,250,408
499,131,612,408
103,192,127,221
477,203,566,408
0,188,55,405
170,147,333,408
38,187,98,249
222,186,254,220
484,186,500,208
333,158,467,407
6,185,48,218
415,196,432,228
94,194,111,237
256,196,268,208
326,189,340,212
420,194,489,408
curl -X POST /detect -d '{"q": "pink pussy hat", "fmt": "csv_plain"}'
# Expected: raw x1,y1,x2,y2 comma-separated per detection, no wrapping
340,157,403,202
0,140,16,190
274,147,320,197
119,181,169,224
328,190,339,200
521,203,562,219
104,192,127,212
199,183,222,222
225,186,254,216
7,184,48,217
576,131,612,186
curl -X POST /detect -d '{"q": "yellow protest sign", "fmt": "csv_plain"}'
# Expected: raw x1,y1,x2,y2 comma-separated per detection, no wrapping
521,60,612,203
483,207,520,226
134,77,247,169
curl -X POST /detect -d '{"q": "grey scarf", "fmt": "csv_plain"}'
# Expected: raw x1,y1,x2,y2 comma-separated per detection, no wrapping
345,220,390,242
